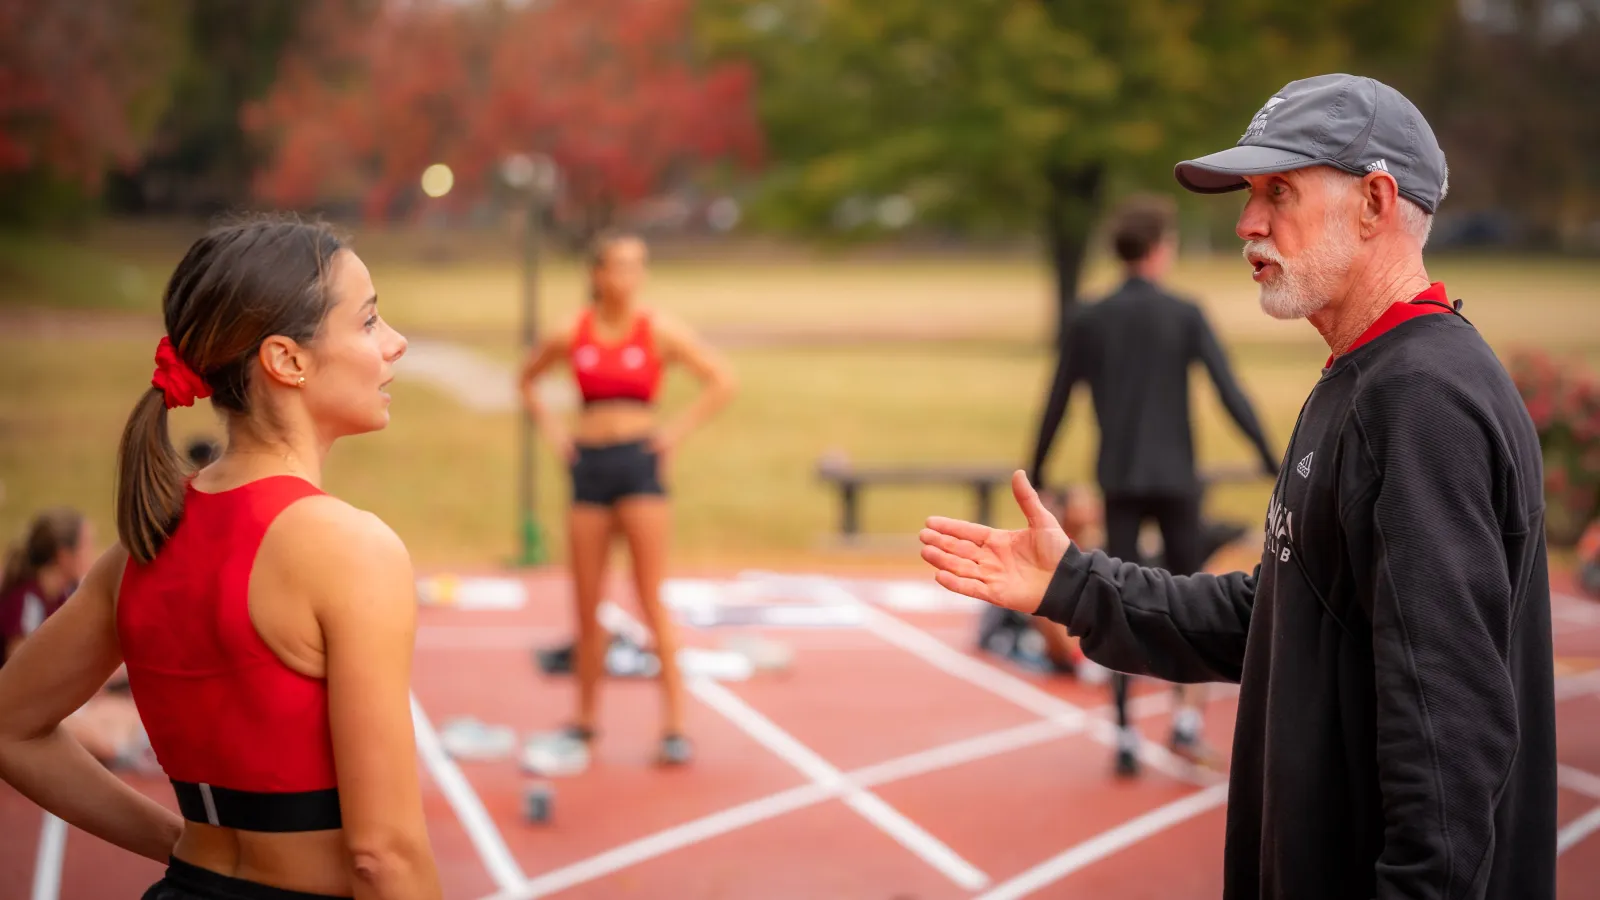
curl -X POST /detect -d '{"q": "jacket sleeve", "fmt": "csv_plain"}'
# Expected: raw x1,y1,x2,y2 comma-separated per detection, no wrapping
1032,544,1256,683
1355,381,1520,900
1028,318,1085,485
1193,307,1277,475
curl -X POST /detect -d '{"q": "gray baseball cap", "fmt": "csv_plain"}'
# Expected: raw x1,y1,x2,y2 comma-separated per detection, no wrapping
1174,74,1448,214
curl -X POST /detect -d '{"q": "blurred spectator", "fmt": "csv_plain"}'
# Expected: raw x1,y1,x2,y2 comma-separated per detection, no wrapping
1,508,93,664
186,436,222,469
0,509,158,773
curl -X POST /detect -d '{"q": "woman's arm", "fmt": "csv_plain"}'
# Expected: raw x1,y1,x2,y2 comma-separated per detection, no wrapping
519,321,577,461
300,501,440,900
0,545,183,862
652,310,737,451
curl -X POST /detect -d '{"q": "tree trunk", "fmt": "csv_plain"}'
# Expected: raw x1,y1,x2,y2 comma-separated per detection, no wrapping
1043,162,1106,349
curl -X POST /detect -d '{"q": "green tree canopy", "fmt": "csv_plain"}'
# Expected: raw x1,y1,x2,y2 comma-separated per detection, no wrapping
699,0,1452,338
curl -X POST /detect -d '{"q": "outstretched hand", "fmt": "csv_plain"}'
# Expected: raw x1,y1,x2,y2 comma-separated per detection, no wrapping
918,471,1073,614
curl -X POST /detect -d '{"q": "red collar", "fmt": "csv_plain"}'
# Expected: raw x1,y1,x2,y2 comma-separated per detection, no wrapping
1326,282,1451,367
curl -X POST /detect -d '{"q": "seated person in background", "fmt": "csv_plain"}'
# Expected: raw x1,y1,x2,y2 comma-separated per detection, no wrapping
1,509,158,773
186,436,223,470
1,509,93,665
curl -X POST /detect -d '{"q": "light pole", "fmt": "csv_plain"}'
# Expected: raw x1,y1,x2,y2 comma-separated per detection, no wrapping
502,152,559,567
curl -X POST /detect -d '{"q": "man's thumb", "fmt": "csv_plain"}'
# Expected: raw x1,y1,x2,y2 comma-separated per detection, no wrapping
1013,470,1059,530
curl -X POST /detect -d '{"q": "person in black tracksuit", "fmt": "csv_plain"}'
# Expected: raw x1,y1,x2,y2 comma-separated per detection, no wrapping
1029,194,1277,775
923,75,1556,899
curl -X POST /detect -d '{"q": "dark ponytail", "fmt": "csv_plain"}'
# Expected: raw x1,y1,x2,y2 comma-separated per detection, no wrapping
1,508,86,598
115,388,189,564
114,213,345,564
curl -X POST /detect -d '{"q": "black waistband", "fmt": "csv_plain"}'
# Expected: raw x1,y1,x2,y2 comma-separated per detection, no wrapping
161,856,351,900
171,780,342,833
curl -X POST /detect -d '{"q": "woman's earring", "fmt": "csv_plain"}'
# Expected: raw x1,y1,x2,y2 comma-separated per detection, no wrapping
296,376,307,387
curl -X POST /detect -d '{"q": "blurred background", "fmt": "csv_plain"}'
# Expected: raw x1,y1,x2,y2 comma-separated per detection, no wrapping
2,0,1598,568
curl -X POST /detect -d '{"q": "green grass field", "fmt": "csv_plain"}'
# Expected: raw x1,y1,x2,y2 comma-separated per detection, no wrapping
2,223,1596,569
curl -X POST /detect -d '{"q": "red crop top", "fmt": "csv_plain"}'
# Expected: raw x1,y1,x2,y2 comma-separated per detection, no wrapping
117,475,341,832
570,308,663,404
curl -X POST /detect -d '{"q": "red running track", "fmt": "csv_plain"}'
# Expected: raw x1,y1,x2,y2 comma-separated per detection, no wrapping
4,565,1600,899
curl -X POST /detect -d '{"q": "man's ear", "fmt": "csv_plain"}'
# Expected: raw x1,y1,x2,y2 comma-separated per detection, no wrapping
1359,171,1401,238
258,336,308,388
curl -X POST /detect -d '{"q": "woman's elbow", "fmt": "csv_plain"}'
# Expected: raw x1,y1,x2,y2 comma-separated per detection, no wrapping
348,832,437,891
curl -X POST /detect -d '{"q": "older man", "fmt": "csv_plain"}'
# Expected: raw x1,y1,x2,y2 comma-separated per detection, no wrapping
921,74,1555,900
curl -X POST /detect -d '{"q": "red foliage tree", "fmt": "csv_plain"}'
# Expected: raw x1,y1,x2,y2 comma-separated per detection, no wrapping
246,0,762,225
0,0,182,189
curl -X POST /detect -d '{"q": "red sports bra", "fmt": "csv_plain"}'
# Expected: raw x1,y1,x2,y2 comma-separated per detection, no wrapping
117,475,341,832
570,308,663,405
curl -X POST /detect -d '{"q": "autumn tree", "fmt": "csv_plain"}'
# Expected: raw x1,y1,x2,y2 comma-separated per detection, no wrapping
246,0,762,231
0,0,184,222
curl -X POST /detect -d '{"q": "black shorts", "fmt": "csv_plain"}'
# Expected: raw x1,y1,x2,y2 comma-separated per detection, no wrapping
143,857,349,900
571,440,664,506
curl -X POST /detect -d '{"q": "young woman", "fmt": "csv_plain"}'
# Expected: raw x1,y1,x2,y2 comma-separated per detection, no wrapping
0,216,440,900
519,231,735,770
0,508,94,665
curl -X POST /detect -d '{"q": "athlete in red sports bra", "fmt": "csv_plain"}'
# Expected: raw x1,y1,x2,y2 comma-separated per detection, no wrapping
0,216,439,900
519,230,736,771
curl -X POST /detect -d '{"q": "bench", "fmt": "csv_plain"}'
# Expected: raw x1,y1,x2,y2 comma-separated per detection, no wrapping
816,456,1268,541
816,458,1017,539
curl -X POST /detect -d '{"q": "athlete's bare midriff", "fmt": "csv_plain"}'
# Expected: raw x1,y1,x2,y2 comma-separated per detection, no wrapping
573,399,657,446
176,824,351,896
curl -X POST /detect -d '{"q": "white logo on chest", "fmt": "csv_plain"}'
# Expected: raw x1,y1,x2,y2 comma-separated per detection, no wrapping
1264,492,1295,563
621,346,645,369
575,346,600,369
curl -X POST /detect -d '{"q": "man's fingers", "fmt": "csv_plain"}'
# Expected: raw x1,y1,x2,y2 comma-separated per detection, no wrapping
924,515,993,546
1013,470,1059,531
919,543,983,580
918,528,985,563
932,570,992,604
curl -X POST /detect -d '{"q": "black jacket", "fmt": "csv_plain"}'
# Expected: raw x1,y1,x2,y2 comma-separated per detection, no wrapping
1034,310,1556,899
1029,277,1277,496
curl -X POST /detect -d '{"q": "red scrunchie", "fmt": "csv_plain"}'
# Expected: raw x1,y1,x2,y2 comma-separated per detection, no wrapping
151,336,211,409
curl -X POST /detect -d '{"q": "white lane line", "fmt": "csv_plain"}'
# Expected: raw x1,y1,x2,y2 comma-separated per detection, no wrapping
598,601,989,890
857,603,1221,785
482,715,1085,900
688,677,990,890
971,782,1231,900
480,691,1191,900
1559,806,1600,856
410,693,526,892
1556,669,1600,703
1560,763,1600,800
29,813,66,900
849,717,1081,788
489,782,833,900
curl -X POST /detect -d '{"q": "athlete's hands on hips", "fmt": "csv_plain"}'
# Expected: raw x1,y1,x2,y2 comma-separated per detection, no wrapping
919,471,1073,614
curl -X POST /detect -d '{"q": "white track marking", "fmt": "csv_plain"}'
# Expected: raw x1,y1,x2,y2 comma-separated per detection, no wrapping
1558,763,1600,854
1559,806,1600,856
481,715,1092,900
477,681,1208,899
857,602,1221,785
411,694,526,892
1560,763,1600,800
599,603,990,890
971,783,1231,900
688,678,990,890
29,813,66,900
491,782,833,900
